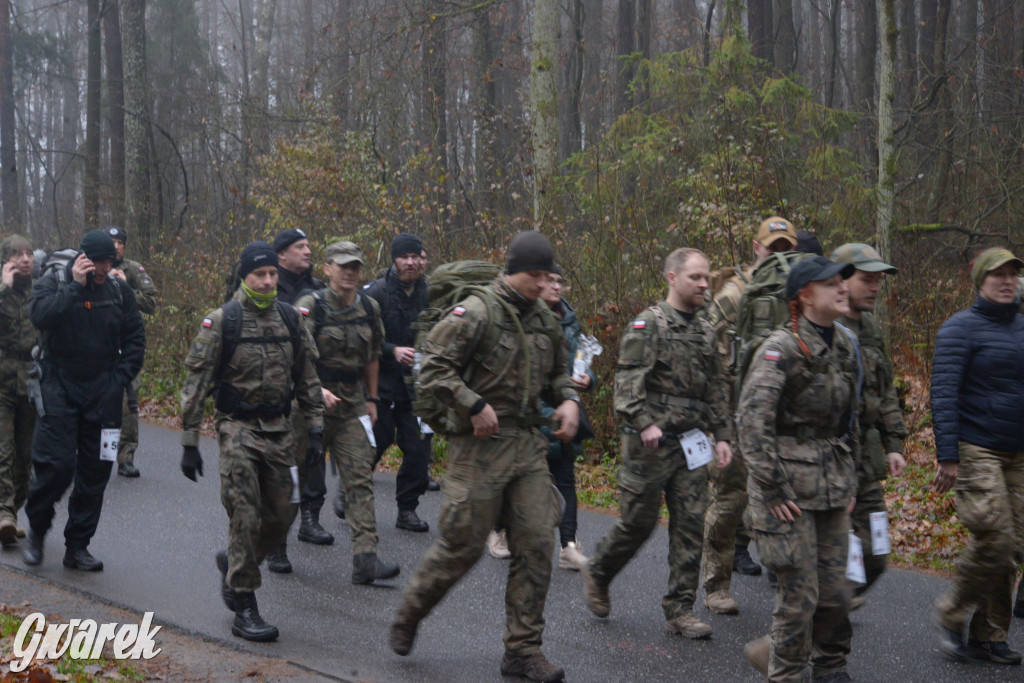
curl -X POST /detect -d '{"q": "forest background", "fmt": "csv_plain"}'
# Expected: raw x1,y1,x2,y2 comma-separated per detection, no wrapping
3,0,1022,571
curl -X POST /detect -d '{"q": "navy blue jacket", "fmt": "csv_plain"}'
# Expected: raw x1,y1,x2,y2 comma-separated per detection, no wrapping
930,296,1024,462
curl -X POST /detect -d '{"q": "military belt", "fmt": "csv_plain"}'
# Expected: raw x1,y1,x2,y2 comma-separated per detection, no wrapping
647,391,711,415
215,384,293,420
496,415,556,430
777,425,841,441
316,364,360,384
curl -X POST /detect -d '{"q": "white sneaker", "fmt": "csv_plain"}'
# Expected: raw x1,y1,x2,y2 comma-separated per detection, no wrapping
558,541,588,571
487,529,511,559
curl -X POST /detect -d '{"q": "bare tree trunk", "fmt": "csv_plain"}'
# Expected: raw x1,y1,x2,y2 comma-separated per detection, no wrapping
0,0,19,228
614,0,635,117
559,0,583,161
473,5,496,213
331,0,351,124
898,0,917,108
581,0,604,146
749,0,773,65
856,0,877,166
422,2,450,235
85,0,102,228
121,0,152,245
876,0,897,331
925,0,952,222
825,0,841,108
104,1,125,227
668,0,701,51
774,0,796,74
531,0,559,223
636,0,652,105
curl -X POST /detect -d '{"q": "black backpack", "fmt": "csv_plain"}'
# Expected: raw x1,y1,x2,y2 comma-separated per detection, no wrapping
39,247,123,307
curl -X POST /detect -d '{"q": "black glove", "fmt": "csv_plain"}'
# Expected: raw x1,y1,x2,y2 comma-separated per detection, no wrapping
181,446,203,482
305,429,325,469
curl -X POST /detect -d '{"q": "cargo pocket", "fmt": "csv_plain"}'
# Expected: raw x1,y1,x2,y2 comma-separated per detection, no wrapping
777,440,820,502
439,479,475,540
955,482,1005,535
747,503,795,572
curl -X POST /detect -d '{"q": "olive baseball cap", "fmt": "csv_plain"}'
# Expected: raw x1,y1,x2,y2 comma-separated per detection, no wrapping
786,255,855,301
326,241,364,266
756,217,798,248
831,243,897,274
971,247,1024,289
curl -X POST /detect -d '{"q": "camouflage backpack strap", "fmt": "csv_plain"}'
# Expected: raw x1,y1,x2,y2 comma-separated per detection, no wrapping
834,321,862,442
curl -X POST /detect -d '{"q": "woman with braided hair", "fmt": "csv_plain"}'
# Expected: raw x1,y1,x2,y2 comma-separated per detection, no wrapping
736,255,861,683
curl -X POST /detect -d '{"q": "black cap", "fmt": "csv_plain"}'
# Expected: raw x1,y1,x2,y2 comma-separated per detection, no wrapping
80,229,117,261
506,230,555,275
106,226,127,243
391,233,424,260
786,255,855,301
272,228,308,254
795,230,823,256
239,241,279,280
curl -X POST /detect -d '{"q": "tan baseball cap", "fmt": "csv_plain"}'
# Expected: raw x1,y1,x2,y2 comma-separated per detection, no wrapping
326,241,364,266
756,217,798,248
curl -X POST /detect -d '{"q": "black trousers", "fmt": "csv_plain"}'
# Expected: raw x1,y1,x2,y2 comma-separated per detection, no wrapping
25,371,122,550
547,442,579,548
372,400,431,512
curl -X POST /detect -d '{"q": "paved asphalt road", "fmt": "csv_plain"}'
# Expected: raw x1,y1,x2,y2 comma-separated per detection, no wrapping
2,423,1022,682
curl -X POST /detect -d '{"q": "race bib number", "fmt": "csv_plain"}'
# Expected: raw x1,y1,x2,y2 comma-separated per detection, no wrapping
99,429,120,462
869,511,891,556
359,415,377,448
846,531,866,584
417,416,434,436
679,428,713,470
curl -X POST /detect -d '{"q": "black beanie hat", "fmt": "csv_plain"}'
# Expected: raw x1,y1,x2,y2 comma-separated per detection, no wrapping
106,225,128,243
80,229,117,261
795,230,824,256
506,230,554,275
239,241,279,280
391,233,424,260
272,228,308,254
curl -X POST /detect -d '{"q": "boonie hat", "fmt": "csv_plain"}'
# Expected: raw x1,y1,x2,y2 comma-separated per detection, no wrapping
831,243,897,274
756,217,798,249
786,255,855,301
971,247,1024,289
326,241,364,266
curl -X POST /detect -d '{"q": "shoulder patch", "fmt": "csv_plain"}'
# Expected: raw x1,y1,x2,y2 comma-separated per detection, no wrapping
764,349,781,362
298,306,310,316
453,306,466,316
202,318,213,328
363,282,372,289
138,266,145,272
632,319,646,329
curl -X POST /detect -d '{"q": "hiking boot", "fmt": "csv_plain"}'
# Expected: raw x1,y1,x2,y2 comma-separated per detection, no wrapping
705,589,739,615
22,529,43,566
487,529,510,559
352,553,400,585
499,652,565,682
215,551,236,612
297,502,335,545
266,544,292,573
63,548,103,572
396,510,429,533
733,545,762,576
813,672,853,682
744,635,770,676
231,591,279,642
0,518,17,547
582,565,610,618
390,611,420,656
333,490,346,519
966,639,1022,665
849,596,867,612
558,540,588,571
665,613,713,639
427,478,441,492
936,623,969,662
117,462,140,478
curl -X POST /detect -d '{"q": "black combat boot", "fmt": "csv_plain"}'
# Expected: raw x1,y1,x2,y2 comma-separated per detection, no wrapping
266,544,292,573
334,490,346,519
396,509,429,532
500,652,566,682
231,591,279,642
215,551,236,612
352,553,400,585
297,502,334,545
117,462,140,478
22,529,44,566
63,548,103,571
733,545,762,576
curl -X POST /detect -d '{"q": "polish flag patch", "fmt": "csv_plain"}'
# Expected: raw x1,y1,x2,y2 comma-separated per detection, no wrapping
298,306,310,316
202,318,213,328
453,306,466,316
632,319,646,329
764,349,781,362
138,266,146,272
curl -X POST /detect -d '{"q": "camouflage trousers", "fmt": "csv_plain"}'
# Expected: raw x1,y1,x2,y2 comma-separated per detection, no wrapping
397,427,561,656
0,386,34,523
218,421,297,592
751,505,852,682
849,481,887,595
935,442,1024,643
327,414,377,555
589,433,709,620
116,377,140,465
703,446,752,594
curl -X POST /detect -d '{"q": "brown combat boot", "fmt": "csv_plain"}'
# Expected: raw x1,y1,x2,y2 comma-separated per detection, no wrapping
500,652,565,682
665,613,713,639
744,634,770,676
705,589,739,615
582,565,610,618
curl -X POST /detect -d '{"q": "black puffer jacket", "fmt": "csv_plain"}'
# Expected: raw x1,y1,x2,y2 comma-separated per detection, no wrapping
364,267,428,402
930,295,1024,462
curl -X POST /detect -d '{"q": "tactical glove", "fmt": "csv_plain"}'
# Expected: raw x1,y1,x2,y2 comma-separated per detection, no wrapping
305,429,325,470
181,446,204,481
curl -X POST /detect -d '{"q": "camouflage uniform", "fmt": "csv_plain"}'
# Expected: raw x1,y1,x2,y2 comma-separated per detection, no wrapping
702,267,755,596
737,316,860,682
0,268,35,531
588,301,731,621
395,278,578,656
294,288,383,555
180,291,323,593
116,258,157,467
839,312,906,596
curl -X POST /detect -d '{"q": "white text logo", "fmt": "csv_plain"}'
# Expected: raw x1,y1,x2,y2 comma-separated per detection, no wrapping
9,612,162,673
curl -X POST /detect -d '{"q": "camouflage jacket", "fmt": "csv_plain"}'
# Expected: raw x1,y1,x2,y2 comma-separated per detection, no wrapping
417,278,578,424
737,316,860,511
117,258,158,315
0,275,35,395
179,290,324,447
615,301,732,442
839,313,907,485
295,287,383,417
704,265,754,406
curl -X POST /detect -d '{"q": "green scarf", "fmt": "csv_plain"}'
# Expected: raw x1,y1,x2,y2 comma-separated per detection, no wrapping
240,281,277,310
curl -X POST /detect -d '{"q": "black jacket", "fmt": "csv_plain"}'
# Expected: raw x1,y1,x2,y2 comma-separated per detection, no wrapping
364,267,428,402
277,266,323,305
931,295,1024,462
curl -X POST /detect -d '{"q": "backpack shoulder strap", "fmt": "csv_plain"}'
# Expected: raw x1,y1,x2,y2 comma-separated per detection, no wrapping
358,289,377,327
834,321,863,438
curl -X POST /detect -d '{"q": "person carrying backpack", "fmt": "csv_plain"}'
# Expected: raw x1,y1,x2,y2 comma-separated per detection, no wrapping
179,241,325,643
